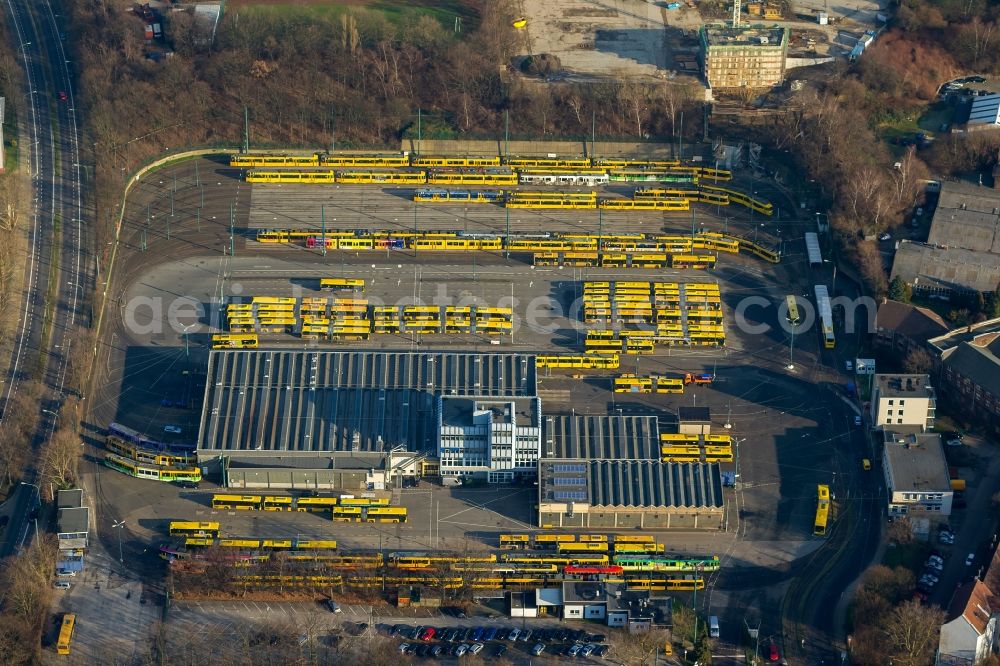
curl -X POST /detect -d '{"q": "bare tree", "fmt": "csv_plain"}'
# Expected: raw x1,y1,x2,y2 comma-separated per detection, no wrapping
608,628,672,664
39,422,82,494
882,600,944,666
903,347,933,374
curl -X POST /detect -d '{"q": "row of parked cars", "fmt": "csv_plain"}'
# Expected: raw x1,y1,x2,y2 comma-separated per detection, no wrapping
390,624,611,659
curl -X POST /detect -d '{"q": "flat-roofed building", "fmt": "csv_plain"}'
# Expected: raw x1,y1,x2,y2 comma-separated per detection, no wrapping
537,459,724,529
437,396,542,483
700,25,789,89
881,431,952,517
542,414,660,460
871,374,936,431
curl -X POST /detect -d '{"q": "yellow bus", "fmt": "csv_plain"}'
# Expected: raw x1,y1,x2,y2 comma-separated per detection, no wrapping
211,333,258,349
613,535,655,543
661,445,702,462
56,613,76,655
320,278,365,292
814,484,831,537
614,375,653,393
168,521,220,538
212,494,263,510
500,534,531,550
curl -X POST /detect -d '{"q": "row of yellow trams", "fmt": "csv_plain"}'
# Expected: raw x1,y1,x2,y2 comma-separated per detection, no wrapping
230,152,726,172
255,229,781,264
163,521,717,591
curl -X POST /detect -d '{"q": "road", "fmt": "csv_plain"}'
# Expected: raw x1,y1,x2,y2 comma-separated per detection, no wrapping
0,0,87,556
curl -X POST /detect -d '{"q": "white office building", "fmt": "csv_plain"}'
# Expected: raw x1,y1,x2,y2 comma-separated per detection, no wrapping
882,431,953,517
871,374,936,431
436,396,542,483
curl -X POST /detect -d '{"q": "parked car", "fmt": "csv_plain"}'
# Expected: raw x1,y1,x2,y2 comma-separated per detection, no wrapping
595,644,611,657
325,599,341,613
398,643,411,654
581,644,596,657
854,415,863,427
768,642,781,661
470,642,485,655
531,642,546,656
470,627,484,641
878,232,892,241
420,627,436,642
568,643,583,657
939,531,955,544
163,425,182,434
520,629,533,642
53,581,71,590
57,91,68,101
966,553,976,566
507,628,520,642
862,458,872,471
454,644,468,657
495,644,508,656
845,360,854,371
56,570,76,578
482,627,497,641
494,628,508,641
432,645,444,657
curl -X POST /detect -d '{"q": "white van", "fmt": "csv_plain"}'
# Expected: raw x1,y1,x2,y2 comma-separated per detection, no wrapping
709,616,720,638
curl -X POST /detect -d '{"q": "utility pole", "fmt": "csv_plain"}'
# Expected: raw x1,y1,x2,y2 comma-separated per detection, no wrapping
229,202,235,257
504,109,510,159
321,204,327,257
243,106,249,153
591,110,596,160
417,108,422,156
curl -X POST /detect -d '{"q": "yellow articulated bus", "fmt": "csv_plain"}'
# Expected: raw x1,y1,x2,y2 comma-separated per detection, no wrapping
252,296,296,305
211,333,258,349
231,154,321,168
56,613,76,655
630,253,668,269
506,198,597,210
245,170,335,184
168,521,220,538
336,170,426,184
403,305,442,321
585,338,624,355
320,278,365,292
212,495,263,510
333,507,363,522
535,354,620,370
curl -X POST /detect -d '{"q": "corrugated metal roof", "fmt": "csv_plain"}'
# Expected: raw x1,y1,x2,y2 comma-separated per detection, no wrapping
968,94,1000,126
198,351,536,454
543,415,659,460
805,232,823,265
540,459,723,509
890,240,1000,294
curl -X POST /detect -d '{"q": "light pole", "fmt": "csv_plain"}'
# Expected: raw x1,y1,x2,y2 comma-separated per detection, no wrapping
787,320,799,370
181,323,197,358
20,482,40,543
112,520,125,564
41,408,61,426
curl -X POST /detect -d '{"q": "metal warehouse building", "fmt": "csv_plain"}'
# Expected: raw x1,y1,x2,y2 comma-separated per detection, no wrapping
537,459,725,530
197,350,536,457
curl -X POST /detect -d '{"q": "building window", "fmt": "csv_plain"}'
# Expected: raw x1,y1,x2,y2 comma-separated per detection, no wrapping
897,418,903,424
898,400,905,406
888,400,894,406
886,410,893,416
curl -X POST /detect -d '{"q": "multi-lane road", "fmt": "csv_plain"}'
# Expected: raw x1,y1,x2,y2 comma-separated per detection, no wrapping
0,0,87,556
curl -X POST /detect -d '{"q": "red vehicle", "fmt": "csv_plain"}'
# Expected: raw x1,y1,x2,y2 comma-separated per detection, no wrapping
564,565,624,575
57,91,68,101
684,373,714,385
420,627,436,642
768,643,780,662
